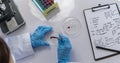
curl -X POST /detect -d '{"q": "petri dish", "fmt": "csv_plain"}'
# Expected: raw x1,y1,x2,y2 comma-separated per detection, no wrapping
62,17,81,37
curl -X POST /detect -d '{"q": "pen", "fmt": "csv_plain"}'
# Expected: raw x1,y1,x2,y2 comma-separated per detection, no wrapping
96,46,120,52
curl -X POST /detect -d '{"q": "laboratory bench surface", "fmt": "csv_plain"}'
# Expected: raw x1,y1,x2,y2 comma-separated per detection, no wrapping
1,0,120,63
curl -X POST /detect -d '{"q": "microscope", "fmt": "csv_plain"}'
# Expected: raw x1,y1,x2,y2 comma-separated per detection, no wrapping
0,0,25,34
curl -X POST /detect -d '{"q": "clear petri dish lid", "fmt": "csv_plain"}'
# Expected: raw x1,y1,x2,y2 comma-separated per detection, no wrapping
62,17,81,37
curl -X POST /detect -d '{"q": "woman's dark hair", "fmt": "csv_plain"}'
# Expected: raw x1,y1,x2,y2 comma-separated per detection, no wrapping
0,37,10,63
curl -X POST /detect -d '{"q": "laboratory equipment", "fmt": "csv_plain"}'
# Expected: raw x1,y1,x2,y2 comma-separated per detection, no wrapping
33,0,59,17
0,0,25,34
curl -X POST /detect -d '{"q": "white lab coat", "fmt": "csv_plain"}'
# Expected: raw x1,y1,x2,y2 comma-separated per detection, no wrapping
4,33,79,63
5,33,34,60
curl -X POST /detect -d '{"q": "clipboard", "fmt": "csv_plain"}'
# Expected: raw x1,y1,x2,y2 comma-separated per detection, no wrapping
83,3,120,60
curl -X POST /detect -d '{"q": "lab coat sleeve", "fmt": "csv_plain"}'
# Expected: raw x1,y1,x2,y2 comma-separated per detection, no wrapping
5,33,34,61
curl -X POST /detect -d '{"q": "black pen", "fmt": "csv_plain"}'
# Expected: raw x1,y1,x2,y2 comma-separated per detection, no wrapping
96,46,120,52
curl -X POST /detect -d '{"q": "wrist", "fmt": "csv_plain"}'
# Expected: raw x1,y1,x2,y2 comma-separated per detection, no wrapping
30,39,36,48
30,35,37,48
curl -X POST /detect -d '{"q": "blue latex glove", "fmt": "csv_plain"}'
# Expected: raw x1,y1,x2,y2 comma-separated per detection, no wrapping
57,34,72,63
30,26,52,48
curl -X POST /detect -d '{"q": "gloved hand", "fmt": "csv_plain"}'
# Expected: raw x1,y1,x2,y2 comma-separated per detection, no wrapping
30,26,52,48
57,34,72,63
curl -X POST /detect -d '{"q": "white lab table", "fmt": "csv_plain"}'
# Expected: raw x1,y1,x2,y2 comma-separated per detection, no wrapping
1,0,120,63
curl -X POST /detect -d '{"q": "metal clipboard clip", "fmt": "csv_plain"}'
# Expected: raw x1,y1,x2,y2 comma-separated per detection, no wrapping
92,4,110,12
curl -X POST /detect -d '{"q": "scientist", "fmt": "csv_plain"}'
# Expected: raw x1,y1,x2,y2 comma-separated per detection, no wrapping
0,26,72,63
